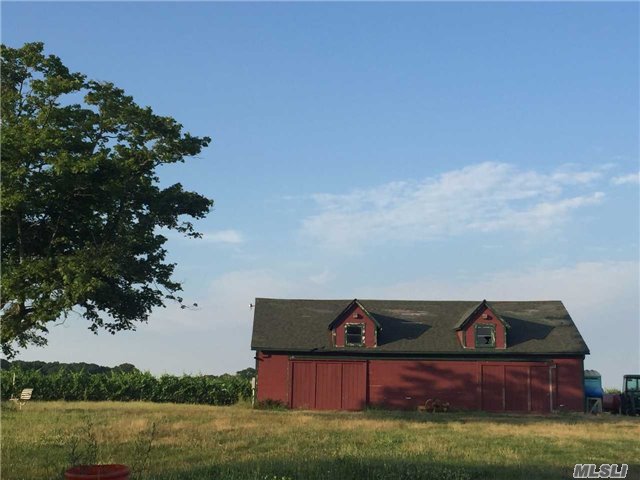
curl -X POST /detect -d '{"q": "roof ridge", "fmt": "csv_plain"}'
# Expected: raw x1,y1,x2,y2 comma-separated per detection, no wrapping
255,297,565,303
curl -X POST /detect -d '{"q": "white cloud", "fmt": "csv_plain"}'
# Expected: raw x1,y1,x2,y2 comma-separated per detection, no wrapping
475,192,605,232
200,229,245,244
147,269,324,333
550,171,603,184
302,162,605,251
365,260,636,307
308,268,334,285
611,172,640,185
148,272,273,332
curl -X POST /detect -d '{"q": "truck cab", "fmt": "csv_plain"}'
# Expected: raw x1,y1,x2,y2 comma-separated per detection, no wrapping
621,375,640,416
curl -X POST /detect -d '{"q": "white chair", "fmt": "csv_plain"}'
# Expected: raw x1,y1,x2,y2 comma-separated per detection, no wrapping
10,388,33,409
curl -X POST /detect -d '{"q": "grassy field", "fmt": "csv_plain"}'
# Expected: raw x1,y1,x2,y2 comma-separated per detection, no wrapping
2,401,639,480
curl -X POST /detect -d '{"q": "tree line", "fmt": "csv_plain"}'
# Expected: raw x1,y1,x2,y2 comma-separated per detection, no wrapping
0,359,138,375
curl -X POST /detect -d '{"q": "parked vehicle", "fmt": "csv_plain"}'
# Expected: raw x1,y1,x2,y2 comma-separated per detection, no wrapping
603,375,640,415
620,375,640,415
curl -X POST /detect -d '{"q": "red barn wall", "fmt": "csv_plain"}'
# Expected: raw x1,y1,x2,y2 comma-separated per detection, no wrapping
553,357,585,411
369,359,480,409
255,351,289,404
462,306,507,349
255,352,585,412
332,304,377,347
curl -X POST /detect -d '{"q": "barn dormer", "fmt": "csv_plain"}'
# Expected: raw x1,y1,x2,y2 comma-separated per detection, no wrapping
328,299,380,348
454,300,510,349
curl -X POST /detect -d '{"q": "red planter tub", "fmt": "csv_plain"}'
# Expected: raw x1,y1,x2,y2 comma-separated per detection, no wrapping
64,464,130,480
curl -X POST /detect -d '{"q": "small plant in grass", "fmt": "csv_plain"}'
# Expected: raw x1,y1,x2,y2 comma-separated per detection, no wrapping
435,467,472,480
66,416,98,468
1,400,19,412
364,403,388,411
255,399,288,410
129,421,158,480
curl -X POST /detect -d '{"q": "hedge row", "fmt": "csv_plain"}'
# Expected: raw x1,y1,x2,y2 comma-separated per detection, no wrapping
0,367,251,405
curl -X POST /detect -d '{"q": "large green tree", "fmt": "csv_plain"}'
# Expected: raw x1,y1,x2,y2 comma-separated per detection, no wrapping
1,42,213,356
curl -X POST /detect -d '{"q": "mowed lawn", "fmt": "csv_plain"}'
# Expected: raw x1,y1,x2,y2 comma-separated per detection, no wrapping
2,401,639,480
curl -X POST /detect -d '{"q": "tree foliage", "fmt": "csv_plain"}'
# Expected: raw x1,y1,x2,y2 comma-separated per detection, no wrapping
1,42,213,356
1,359,139,375
235,367,256,380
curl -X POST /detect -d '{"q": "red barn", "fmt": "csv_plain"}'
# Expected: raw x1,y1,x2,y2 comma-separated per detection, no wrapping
251,298,589,412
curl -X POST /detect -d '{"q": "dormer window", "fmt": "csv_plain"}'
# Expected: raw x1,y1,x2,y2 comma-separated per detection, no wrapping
454,300,509,350
475,324,495,348
328,299,380,348
345,323,365,346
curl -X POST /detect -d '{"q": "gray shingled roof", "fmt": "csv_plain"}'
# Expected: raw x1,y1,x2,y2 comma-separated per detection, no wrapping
250,298,590,355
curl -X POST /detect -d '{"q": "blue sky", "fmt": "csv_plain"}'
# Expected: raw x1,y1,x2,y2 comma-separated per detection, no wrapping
3,2,639,386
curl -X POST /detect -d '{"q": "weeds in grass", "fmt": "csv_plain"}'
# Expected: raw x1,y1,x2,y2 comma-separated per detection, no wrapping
1,400,19,412
255,399,288,410
130,421,158,480
66,415,99,467
363,403,388,412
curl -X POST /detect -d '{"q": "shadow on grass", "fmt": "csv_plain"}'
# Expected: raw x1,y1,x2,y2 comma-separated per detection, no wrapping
356,408,640,426
272,404,640,428
149,457,575,480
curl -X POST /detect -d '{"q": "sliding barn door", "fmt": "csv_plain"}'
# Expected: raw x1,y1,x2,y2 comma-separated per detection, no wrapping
290,361,367,410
